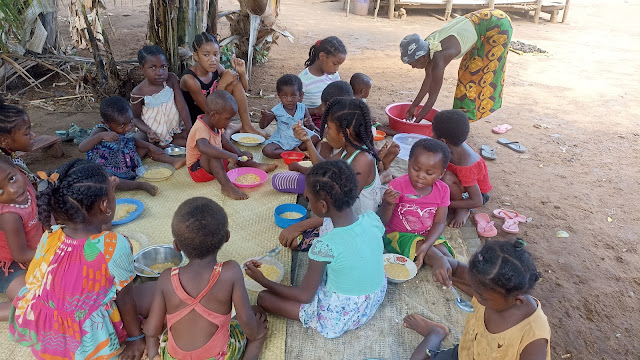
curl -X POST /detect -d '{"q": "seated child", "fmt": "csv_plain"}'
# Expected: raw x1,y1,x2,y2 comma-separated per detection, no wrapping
431,110,492,228
275,98,382,251
260,74,320,159
10,160,150,359
131,45,192,147
312,80,353,158
350,72,400,182
145,197,268,360
299,36,347,129
404,239,550,360
186,90,277,200
0,98,37,185
0,156,43,321
246,160,386,339
377,138,454,270
80,96,187,196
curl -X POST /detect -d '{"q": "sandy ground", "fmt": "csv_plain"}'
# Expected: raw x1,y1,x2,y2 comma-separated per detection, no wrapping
12,0,640,358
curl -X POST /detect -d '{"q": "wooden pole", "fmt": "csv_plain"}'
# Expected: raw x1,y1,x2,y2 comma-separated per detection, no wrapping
388,0,395,19
533,0,542,24
373,0,380,18
488,0,495,8
561,0,571,23
444,0,453,21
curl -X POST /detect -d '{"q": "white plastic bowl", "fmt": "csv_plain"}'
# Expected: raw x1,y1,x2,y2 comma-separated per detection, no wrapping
383,253,418,283
242,256,285,291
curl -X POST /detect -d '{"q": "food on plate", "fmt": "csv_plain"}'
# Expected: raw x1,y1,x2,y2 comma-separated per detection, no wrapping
235,173,261,185
245,263,280,281
114,204,137,221
280,212,303,219
143,167,172,179
384,263,410,280
238,136,261,144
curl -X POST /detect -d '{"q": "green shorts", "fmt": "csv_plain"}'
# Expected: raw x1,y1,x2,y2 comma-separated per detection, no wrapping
383,232,455,261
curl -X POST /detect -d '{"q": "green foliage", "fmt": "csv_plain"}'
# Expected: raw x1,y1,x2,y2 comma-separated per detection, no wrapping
0,0,28,52
220,44,234,70
255,48,269,65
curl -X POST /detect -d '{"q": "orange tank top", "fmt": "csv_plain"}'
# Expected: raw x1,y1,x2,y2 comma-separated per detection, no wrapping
166,263,232,360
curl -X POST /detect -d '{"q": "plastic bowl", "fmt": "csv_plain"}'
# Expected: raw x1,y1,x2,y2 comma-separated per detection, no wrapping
280,151,305,165
227,167,268,188
393,133,429,161
231,133,266,146
374,129,386,141
137,163,175,182
385,103,439,137
274,203,307,228
133,245,188,281
383,253,418,283
112,198,145,226
243,256,285,292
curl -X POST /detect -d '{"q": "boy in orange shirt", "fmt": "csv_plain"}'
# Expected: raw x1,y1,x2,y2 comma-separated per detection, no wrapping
186,90,277,200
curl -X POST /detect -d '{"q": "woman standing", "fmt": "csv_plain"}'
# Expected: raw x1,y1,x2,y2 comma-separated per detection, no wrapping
400,9,513,122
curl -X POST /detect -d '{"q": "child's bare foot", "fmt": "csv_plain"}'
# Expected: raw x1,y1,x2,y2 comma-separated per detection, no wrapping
403,314,449,338
382,141,400,170
221,183,249,200
141,182,159,196
171,157,187,169
242,125,270,139
244,306,268,359
380,169,393,184
255,163,278,173
449,208,470,228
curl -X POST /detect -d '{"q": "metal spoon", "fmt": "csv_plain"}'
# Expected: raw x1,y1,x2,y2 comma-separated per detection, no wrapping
254,246,282,262
134,262,160,276
450,286,475,313
243,246,282,269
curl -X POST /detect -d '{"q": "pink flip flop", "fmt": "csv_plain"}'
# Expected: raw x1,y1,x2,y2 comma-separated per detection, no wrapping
474,213,498,237
492,124,512,134
502,218,520,234
493,208,527,222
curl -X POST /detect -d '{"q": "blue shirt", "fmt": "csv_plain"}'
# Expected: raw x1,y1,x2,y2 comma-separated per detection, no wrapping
309,211,386,296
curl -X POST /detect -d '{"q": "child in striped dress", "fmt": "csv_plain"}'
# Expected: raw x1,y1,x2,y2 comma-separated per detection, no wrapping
131,45,192,147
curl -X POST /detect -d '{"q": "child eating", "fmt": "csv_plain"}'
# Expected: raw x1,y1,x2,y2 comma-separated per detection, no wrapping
145,197,268,360
431,110,492,227
80,96,186,196
131,45,192,147
186,90,277,200
246,160,386,338
377,138,455,270
404,239,550,360
260,74,320,159
0,156,43,321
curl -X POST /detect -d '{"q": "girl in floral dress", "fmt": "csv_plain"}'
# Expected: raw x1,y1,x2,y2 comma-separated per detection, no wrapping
245,160,386,338
9,160,149,360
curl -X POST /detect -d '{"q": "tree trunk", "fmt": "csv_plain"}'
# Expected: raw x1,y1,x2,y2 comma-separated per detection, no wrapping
148,0,217,73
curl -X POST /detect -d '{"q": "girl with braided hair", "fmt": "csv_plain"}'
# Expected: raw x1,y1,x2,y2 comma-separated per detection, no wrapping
0,97,37,185
10,160,151,360
274,98,383,251
246,160,386,338
298,36,347,129
404,239,550,360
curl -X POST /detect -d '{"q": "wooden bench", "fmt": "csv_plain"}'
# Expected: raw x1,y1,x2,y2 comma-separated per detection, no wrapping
16,135,63,158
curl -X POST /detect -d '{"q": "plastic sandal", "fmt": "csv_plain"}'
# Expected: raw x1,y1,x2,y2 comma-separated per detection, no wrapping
492,124,512,134
493,208,527,222
480,145,497,160
474,213,498,237
502,218,520,234
497,138,526,153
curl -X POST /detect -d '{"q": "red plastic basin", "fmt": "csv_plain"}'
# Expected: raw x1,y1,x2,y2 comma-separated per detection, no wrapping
280,151,305,165
385,103,438,137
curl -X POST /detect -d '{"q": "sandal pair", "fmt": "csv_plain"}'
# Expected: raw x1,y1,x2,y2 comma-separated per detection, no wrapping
493,208,527,234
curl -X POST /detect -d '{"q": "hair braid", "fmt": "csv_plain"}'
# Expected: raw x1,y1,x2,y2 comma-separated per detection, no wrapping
38,160,110,230
137,45,167,66
0,97,28,135
304,36,346,68
306,160,358,211
192,32,218,53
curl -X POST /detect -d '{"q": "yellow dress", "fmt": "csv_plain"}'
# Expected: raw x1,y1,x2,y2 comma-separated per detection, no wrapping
458,297,551,360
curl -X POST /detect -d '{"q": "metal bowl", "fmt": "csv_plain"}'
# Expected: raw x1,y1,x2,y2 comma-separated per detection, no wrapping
133,245,188,281
165,145,186,156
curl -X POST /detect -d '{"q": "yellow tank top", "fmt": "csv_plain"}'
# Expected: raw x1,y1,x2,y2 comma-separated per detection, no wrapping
425,16,478,59
458,297,551,360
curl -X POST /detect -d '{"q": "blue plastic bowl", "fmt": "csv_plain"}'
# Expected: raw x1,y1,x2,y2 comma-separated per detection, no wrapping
274,203,307,229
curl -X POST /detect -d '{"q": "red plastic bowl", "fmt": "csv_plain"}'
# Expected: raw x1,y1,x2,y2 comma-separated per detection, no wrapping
385,103,439,137
281,151,305,165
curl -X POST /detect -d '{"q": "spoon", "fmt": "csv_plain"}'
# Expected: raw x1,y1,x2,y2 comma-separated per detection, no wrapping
243,246,282,269
450,286,475,313
134,262,160,276
254,246,282,262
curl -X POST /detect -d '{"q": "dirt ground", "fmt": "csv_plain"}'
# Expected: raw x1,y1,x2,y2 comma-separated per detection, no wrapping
10,0,640,358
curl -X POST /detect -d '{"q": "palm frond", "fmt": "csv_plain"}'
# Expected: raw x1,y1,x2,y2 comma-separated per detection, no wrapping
0,0,31,52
